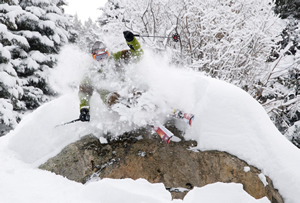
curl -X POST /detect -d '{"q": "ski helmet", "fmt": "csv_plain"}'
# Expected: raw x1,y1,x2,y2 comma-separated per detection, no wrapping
91,41,109,61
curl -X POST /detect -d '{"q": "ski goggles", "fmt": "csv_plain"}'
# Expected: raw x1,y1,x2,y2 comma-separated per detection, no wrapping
92,49,109,61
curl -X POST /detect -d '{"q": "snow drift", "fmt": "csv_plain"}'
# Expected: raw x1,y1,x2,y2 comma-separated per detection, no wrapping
1,46,300,202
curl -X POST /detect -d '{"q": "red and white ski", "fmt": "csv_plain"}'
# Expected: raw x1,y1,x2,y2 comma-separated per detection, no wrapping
153,123,174,144
172,109,195,126
151,110,194,144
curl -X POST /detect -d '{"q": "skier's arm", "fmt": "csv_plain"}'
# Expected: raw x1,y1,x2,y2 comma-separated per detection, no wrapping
112,31,144,62
126,36,144,59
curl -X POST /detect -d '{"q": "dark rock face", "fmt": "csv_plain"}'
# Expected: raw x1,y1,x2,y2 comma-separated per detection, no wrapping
39,126,283,202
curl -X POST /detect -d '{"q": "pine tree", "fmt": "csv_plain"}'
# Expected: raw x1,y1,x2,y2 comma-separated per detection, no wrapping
71,15,102,53
97,0,130,51
274,0,300,19
0,0,73,136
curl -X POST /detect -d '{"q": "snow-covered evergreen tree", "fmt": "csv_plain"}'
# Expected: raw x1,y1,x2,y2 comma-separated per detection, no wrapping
71,15,102,53
254,1,300,147
97,0,130,52
0,0,73,136
275,0,300,19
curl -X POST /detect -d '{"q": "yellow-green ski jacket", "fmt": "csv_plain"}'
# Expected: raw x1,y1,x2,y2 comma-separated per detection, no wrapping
78,37,143,110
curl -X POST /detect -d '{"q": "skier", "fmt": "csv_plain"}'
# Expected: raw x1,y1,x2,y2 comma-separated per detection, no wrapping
78,31,144,122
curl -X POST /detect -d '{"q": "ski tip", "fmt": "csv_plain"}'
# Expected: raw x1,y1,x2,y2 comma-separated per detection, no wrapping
166,136,172,144
189,116,195,126
163,135,172,144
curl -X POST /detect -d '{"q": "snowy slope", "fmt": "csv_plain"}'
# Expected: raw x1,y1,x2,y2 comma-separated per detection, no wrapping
0,134,269,203
1,46,300,202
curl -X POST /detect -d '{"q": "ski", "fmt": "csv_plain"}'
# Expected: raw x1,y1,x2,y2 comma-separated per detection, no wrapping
172,109,195,126
152,123,174,144
151,110,195,144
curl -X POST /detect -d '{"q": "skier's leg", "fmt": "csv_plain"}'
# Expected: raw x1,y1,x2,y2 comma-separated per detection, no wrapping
107,92,121,107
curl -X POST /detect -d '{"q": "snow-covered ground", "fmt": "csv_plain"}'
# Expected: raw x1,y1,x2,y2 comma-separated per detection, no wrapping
1,45,300,202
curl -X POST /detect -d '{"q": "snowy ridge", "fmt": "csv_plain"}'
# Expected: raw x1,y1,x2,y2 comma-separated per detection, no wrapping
1,47,300,202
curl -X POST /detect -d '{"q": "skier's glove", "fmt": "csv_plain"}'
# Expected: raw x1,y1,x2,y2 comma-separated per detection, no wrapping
79,108,90,122
123,31,134,42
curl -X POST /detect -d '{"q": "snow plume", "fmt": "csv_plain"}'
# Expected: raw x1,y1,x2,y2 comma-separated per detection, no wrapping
49,45,91,94
130,49,204,112
88,49,203,136
48,46,197,137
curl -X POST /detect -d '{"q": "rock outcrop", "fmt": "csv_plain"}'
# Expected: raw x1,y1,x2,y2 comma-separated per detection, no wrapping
39,125,283,202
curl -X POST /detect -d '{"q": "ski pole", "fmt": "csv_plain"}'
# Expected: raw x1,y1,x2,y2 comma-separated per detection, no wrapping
134,33,180,42
55,118,81,128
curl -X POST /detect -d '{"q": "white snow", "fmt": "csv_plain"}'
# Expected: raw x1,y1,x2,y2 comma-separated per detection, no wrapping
0,43,11,60
1,46,300,202
0,72,16,88
18,30,54,47
25,6,46,17
49,45,90,94
244,166,251,172
0,24,30,48
0,62,17,77
24,57,40,70
183,182,270,203
99,137,108,144
29,51,48,63
0,99,14,125
258,173,268,187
